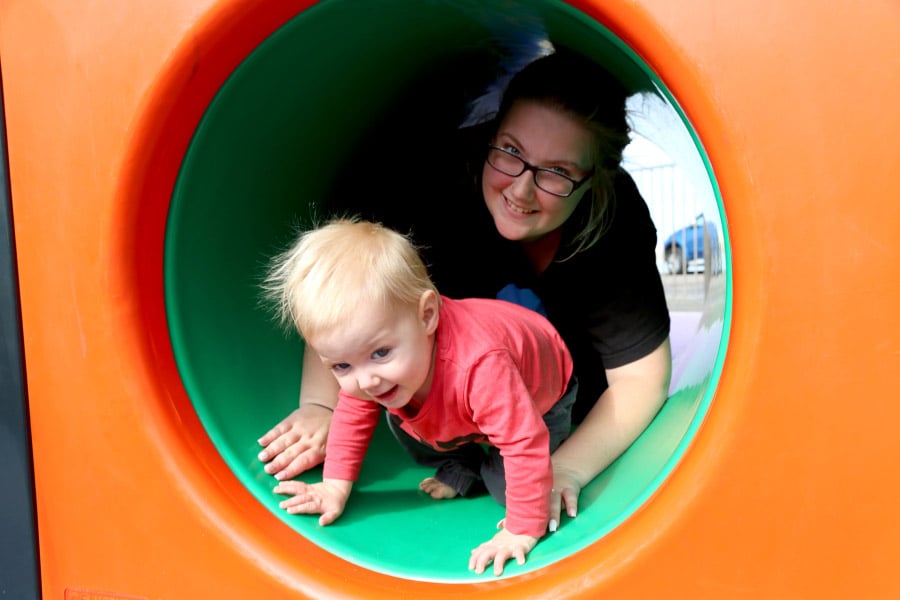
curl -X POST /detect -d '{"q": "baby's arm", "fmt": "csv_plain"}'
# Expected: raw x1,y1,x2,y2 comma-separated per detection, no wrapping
463,358,554,575
468,525,538,576
273,478,353,526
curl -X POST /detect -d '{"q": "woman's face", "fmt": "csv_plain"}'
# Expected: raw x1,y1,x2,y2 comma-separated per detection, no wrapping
482,99,595,243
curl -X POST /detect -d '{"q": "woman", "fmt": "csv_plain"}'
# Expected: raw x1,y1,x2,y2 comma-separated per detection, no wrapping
258,48,672,531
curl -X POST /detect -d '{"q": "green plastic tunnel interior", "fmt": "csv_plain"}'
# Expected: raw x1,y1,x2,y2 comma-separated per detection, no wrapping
165,0,729,583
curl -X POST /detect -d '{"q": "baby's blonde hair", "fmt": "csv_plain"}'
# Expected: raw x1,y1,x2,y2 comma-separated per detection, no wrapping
263,217,437,340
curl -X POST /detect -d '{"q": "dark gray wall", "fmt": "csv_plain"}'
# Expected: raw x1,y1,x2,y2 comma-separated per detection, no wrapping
0,66,41,600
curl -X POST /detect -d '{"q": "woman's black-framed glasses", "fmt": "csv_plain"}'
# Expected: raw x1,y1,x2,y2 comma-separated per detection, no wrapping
485,145,593,198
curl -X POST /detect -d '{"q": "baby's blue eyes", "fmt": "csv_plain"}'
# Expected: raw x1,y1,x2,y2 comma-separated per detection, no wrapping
330,348,390,373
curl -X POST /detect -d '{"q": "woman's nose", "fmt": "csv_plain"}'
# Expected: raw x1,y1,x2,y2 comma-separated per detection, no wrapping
508,170,537,200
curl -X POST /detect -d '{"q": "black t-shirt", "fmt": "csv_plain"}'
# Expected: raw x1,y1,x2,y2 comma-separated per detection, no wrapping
412,125,671,423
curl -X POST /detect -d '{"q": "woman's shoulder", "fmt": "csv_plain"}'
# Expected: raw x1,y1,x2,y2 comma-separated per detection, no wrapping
549,169,659,281
613,168,654,224
601,168,658,249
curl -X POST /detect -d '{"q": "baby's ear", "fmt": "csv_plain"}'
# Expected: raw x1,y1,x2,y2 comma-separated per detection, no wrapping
419,290,440,334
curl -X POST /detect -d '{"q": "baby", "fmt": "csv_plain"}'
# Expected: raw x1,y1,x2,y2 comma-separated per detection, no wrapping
263,218,575,575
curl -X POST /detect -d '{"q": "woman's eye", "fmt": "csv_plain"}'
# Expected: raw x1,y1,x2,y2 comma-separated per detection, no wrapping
372,348,391,360
496,142,521,156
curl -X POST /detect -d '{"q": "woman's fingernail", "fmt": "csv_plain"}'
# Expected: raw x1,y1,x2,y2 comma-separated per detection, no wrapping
549,519,558,533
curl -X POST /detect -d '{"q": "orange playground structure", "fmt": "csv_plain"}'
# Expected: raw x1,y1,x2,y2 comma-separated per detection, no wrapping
1,0,898,598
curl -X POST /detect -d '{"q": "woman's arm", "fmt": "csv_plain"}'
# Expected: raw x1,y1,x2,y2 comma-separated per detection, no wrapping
257,349,340,480
548,337,672,530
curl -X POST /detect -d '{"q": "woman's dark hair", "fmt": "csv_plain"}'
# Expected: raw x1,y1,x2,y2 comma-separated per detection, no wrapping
495,49,631,257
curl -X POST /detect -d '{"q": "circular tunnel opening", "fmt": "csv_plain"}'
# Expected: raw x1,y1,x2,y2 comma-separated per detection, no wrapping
164,0,729,582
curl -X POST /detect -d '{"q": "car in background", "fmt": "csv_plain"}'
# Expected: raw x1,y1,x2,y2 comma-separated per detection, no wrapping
663,214,719,274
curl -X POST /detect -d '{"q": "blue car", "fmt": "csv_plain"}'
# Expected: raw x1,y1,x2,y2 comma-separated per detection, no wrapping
663,214,718,274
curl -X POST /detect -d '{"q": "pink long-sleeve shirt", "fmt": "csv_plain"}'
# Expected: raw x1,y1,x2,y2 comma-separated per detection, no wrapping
324,296,573,537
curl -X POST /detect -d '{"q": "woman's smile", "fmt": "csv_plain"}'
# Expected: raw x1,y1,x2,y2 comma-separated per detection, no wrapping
504,195,538,216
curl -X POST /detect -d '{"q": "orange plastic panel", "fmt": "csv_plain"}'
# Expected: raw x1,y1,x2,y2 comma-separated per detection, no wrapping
2,0,899,598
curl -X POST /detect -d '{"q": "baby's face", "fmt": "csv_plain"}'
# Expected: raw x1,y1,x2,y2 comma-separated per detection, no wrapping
308,302,435,411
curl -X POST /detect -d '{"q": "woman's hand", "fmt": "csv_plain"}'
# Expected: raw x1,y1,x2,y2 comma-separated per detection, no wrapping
468,526,538,576
257,404,332,480
548,468,583,532
273,478,352,526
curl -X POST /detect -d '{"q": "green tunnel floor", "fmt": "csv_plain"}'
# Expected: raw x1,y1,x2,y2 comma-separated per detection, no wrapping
222,380,708,582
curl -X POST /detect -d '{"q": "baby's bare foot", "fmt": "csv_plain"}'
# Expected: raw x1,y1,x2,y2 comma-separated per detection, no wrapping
419,476,458,499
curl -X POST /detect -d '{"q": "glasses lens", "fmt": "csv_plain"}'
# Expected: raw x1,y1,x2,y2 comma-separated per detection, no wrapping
487,148,525,177
534,172,575,197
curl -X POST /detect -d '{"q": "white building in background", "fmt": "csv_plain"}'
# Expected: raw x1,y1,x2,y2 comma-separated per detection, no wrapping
622,91,723,274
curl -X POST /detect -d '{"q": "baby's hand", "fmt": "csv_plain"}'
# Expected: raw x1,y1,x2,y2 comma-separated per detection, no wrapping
468,527,538,576
273,479,350,526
